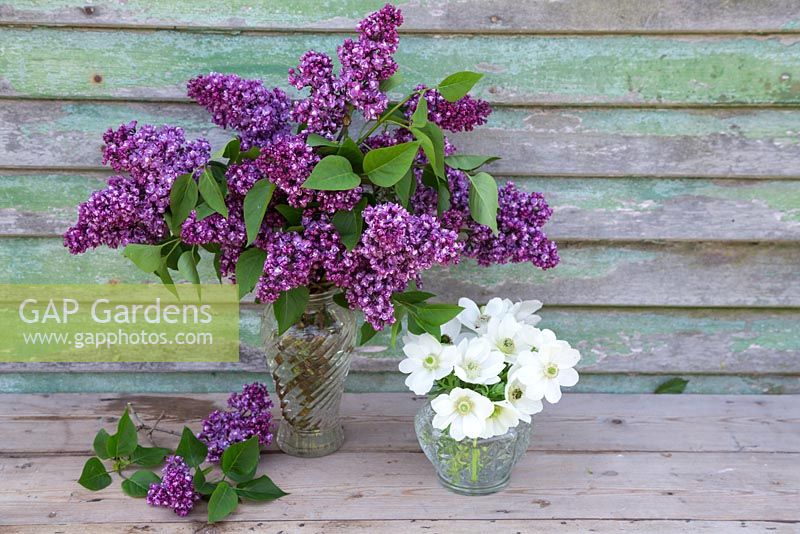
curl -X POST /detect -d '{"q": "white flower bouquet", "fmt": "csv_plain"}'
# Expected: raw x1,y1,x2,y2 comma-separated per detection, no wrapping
400,297,581,494
400,297,581,440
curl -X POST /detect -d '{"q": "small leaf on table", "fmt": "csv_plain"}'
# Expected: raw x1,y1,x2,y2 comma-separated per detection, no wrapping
221,435,261,484
121,470,161,498
78,457,112,491
92,428,111,460
208,481,239,523
655,377,689,394
175,427,208,468
129,445,170,467
235,475,288,501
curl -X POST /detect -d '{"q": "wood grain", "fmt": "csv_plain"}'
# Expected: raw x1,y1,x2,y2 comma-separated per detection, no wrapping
5,239,796,306
4,520,797,534
4,171,800,241
1,393,797,455
3,0,800,34
3,101,800,178
1,28,799,105
0,451,798,523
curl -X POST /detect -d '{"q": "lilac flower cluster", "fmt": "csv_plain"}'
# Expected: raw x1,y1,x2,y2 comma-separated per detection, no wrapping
255,135,362,212
198,382,274,463
288,4,403,135
328,203,462,329
405,85,492,132
146,455,200,517
64,122,210,254
463,182,560,269
187,73,291,150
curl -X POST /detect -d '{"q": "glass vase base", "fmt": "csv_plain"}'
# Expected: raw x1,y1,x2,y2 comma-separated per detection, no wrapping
437,473,511,496
276,420,344,458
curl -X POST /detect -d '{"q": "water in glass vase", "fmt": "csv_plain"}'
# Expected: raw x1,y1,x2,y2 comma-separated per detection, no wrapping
415,401,532,495
261,287,356,457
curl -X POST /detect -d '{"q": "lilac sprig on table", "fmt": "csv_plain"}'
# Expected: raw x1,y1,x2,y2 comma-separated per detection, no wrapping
64,3,559,340
77,383,286,523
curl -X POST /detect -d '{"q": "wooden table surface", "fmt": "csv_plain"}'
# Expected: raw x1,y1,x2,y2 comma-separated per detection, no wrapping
1,393,798,533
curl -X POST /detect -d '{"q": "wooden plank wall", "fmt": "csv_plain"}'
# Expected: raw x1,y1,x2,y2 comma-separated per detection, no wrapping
0,1,799,393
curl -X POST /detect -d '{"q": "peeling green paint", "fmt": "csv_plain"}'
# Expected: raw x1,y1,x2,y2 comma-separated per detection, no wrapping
2,29,799,104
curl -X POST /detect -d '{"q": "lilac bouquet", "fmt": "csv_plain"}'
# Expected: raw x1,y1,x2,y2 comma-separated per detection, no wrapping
64,4,559,338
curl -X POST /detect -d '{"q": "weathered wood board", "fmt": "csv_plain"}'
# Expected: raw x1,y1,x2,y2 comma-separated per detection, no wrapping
3,0,800,34
3,101,800,178
1,28,800,105
2,393,798,455
4,171,799,241
3,239,796,307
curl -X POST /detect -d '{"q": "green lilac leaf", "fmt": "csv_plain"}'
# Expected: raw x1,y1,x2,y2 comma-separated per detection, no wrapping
655,377,689,394
239,146,261,160
193,468,219,496
394,168,416,209
363,141,421,187
379,73,403,93
467,171,499,234
199,168,229,218
235,248,268,299
169,173,199,232
221,138,241,161
275,204,303,227
195,203,216,221
114,409,138,457
129,445,170,467
392,290,435,305
177,250,201,298
121,470,160,498
332,197,368,250
444,155,501,171
302,155,361,190
411,124,445,180
155,264,178,300
406,314,425,335
123,244,163,273
92,428,111,459
208,481,239,523
221,435,261,484
244,179,277,246
410,303,464,326
274,286,310,335
175,426,208,468
437,181,451,216
332,291,350,309
358,321,378,346
437,71,484,102
411,92,428,128
235,475,288,501
77,457,112,491
337,137,365,174
306,133,339,147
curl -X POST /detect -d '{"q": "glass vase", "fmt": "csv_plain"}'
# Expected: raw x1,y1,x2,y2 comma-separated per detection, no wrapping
415,401,532,495
260,287,356,457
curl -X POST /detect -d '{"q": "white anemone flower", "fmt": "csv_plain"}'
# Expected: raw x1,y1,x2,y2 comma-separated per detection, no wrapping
440,317,466,345
453,337,505,385
480,400,522,438
431,387,494,441
510,299,543,327
504,374,544,422
398,333,458,395
457,297,509,334
515,340,581,404
485,315,536,364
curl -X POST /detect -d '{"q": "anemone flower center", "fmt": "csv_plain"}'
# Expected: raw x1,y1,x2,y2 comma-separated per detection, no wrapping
456,398,473,415
545,363,559,378
423,354,438,370
510,386,523,401
465,359,481,378
500,338,515,354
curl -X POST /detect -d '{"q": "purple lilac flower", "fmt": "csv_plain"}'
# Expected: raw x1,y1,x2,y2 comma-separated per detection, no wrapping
288,51,348,137
255,135,362,213
146,455,200,517
198,383,275,463
64,122,210,254
405,85,492,132
289,4,403,134
463,182,559,269
188,73,291,150
327,203,462,329
337,4,403,119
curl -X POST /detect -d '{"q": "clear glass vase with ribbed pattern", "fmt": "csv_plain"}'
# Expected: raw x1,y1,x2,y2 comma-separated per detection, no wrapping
260,287,356,457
